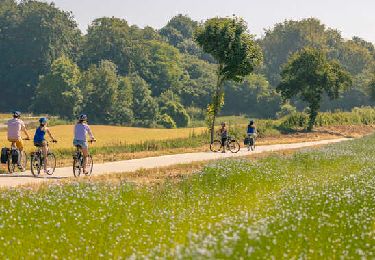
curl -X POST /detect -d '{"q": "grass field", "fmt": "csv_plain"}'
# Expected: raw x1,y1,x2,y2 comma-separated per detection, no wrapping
0,135,373,258
0,124,207,152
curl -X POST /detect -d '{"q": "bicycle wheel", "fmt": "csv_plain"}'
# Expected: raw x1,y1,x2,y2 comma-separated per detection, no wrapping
210,140,222,152
46,153,56,175
31,153,42,177
85,155,94,176
228,140,241,153
73,156,81,177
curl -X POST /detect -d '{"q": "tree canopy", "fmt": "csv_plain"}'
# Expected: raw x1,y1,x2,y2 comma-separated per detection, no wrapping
277,48,352,130
0,2,374,128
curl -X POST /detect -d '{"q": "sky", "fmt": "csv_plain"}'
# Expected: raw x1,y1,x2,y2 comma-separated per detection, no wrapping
45,0,375,43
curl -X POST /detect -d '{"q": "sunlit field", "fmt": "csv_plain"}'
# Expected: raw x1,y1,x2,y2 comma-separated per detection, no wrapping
0,124,207,153
0,135,374,258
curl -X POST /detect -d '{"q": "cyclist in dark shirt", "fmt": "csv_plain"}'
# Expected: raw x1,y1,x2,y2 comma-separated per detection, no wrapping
218,122,228,153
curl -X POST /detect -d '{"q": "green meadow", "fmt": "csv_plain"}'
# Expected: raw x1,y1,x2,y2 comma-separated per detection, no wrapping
0,134,374,258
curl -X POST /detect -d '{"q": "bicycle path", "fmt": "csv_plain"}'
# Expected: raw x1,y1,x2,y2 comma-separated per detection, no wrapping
0,138,350,188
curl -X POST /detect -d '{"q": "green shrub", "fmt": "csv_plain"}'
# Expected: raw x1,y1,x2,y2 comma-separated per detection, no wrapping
158,114,177,129
281,106,375,129
161,101,190,127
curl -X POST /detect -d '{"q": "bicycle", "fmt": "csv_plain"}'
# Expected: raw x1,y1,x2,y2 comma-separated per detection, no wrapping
210,135,241,153
7,140,28,173
73,140,95,177
30,140,57,177
245,134,256,151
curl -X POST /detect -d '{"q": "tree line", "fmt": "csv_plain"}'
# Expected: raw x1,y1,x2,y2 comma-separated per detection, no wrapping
0,0,374,127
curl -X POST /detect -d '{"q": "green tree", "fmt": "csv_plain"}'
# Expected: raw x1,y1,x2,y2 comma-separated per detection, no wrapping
136,40,184,96
0,0,81,110
81,60,119,123
80,17,131,75
277,48,352,131
223,74,281,118
32,56,82,118
260,18,328,87
159,91,190,127
130,75,159,127
195,16,262,142
369,77,375,101
157,114,177,129
108,77,134,125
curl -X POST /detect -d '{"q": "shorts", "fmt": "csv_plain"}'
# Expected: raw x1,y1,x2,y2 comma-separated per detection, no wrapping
34,140,47,147
73,139,88,149
8,138,23,150
221,137,228,145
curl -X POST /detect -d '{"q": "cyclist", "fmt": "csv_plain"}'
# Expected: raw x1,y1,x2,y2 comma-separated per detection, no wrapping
217,122,228,153
7,111,30,169
33,118,57,174
246,120,257,150
73,114,96,174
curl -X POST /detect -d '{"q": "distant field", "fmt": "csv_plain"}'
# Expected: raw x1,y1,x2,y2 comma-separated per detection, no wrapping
0,124,207,152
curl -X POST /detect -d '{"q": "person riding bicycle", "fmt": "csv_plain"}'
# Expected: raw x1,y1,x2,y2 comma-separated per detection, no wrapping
73,114,96,174
7,111,30,169
247,120,257,137
217,122,228,153
33,118,57,174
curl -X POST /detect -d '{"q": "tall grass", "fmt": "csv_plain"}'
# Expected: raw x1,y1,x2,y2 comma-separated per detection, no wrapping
0,134,374,258
281,106,375,129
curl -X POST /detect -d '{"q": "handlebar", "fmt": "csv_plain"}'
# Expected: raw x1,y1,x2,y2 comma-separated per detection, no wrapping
89,139,96,143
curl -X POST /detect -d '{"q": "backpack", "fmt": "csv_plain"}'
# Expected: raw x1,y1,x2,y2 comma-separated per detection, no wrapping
1,148,9,164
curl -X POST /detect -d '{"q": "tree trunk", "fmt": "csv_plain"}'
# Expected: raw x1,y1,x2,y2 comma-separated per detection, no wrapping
307,102,319,132
210,112,216,144
210,67,224,144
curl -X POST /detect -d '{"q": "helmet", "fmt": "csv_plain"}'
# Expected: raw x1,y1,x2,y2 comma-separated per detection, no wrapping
12,111,21,118
39,117,48,125
79,114,88,121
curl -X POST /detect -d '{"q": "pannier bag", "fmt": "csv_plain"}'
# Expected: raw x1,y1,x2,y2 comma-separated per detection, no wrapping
11,149,19,164
1,148,9,164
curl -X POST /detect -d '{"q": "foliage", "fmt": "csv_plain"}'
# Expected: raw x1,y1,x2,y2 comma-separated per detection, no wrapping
130,75,159,127
223,74,281,118
280,106,375,129
195,16,263,141
157,114,177,129
0,0,81,111
278,48,352,130
160,101,190,127
1,6,375,124
32,56,82,118
276,102,297,119
80,60,119,123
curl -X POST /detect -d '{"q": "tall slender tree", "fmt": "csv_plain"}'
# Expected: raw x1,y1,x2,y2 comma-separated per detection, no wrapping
195,16,262,143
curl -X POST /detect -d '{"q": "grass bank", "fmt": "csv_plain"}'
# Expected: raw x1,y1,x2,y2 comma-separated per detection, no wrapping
0,135,374,258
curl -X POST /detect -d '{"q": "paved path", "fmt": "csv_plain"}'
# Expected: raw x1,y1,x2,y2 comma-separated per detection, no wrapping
0,138,350,188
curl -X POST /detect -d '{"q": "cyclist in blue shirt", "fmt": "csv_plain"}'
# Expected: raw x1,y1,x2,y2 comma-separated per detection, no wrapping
34,118,57,174
247,120,257,136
